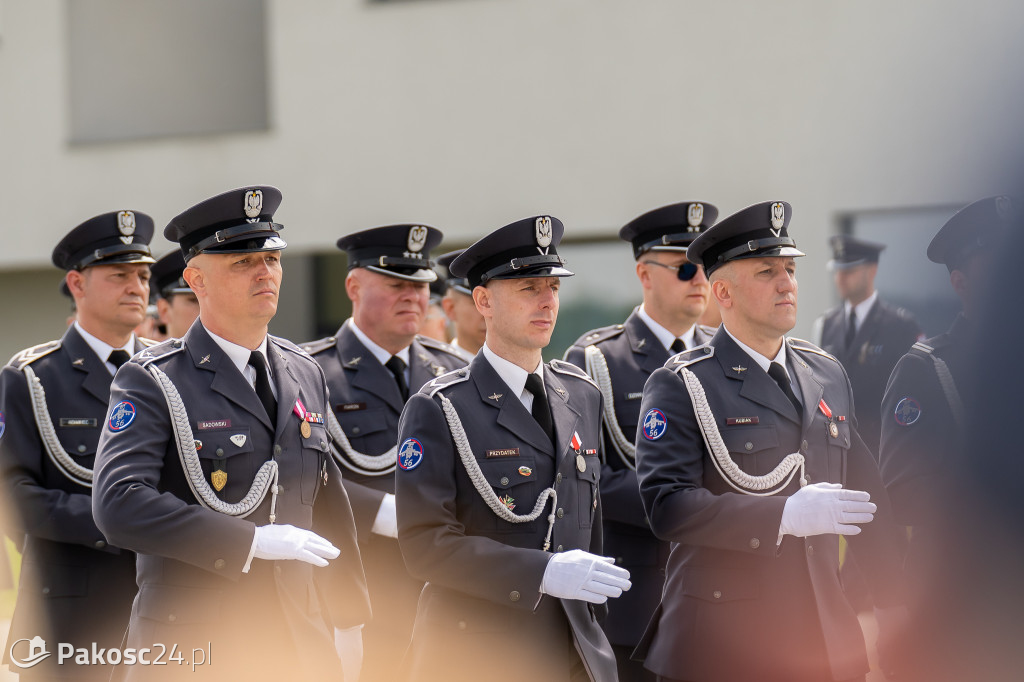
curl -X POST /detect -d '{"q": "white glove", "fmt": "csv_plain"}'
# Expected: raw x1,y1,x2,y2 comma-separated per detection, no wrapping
253,524,340,567
780,482,876,538
540,550,632,604
371,493,398,539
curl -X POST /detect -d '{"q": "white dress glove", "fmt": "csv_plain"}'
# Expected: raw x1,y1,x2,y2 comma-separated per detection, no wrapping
371,493,398,539
540,550,632,604
253,524,340,567
780,482,876,538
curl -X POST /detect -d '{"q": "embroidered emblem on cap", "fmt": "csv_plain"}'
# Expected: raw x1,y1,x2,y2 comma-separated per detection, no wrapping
244,189,263,220
117,211,136,244
688,203,704,229
770,202,785,236
407,225,428,253
398,438,424,470
536,216,553,249
642,408,667,440
108,400,136,431
894,397,921,426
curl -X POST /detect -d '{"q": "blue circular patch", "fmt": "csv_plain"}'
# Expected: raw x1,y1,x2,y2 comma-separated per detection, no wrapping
397,438,424,471
108,401,136,431
894,397,921,426
0,411,5,440
642,408,668,440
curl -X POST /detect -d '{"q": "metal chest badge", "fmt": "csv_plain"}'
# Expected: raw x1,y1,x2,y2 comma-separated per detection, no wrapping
211,470,227,492
818,399,839,438
293,398,312,438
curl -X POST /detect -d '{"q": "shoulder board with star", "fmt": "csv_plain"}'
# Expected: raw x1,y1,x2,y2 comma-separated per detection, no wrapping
425,367,472,397
667,345,714,372
415,334,469,362
270,334,313,359
787,337,839,363
910,340,935,356
9,339,62,370
299,335,337,356
138,338,187,366
573,324,626,349
548,359,599,388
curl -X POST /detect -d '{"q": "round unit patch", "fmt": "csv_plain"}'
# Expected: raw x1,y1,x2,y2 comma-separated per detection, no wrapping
108,401,137,431
0,411,5,439
894,397,922,426
398,438,424,471
642,408,668,441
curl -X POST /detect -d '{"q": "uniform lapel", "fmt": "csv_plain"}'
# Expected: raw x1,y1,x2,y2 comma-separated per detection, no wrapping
850,298,881,355
408,339,445,391
268,339,300,434
63,326,114,404
544,366,582,466
186,324,272,430
471,355,553,454
337,321,405,412
712,329,801,424
786,340,825,430
626,310,670,375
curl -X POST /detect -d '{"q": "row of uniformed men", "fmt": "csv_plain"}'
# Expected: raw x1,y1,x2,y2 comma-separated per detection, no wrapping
0,185,1006,682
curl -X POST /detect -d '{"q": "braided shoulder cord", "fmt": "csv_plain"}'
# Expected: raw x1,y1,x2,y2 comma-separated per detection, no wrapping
325,408,397,476
147,364,279,522
23,366,94,488
928,355,966,432
583,345,636,471
678,367,806,496
437,393,557,551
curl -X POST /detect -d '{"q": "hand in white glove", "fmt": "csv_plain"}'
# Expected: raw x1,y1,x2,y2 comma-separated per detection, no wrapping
540,550,632,604
253,524,340,567
780,482,876,538
371,493,398,539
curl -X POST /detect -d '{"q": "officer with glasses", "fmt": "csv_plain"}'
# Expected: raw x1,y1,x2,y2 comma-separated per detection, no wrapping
562,201,717,682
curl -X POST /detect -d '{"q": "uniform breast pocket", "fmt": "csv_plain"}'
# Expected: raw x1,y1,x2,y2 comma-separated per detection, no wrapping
195,426,256,497
335,407,389,447
719,425,780,476
478,457,539,531
575,455,600,529
301,424,330,505
55,424,100,464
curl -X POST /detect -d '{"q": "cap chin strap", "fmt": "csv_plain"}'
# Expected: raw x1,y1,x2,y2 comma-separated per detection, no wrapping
185,221,283,260
478,253,567,284
713,236,798,266
73,243,154,270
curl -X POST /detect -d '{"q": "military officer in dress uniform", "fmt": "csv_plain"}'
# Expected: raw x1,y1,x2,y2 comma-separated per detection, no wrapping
300,225,466,682
562,201,717,682
437,250,486,362
0,210,157,681
878,197,1011,676
816,235,922,456
151,250,200,339
396,215,631,682
92,186,370,681
634,201,907,682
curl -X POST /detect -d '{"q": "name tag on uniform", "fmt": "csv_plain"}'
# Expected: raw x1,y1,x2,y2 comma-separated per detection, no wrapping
59,418,97,427
197,419,231,430
726,417,760,425
624,392,643,401
486,448,520,458
336,403,366,412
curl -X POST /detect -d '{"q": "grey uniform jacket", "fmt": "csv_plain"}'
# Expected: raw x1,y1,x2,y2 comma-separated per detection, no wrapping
563,309,713,647
0,326,147,680
634,328,905,682
395,353,617,682
93,321,370,681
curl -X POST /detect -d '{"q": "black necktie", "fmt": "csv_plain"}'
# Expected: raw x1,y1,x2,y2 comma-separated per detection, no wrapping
767,362,801,414
107,350,131,370
249,351,278,422
386,355,409,402
845,309,858,350
670,338,685,354
524,372,555,445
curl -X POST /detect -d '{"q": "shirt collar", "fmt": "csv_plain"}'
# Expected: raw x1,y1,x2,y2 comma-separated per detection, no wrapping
74,321,134,373
722,324,789,376
637,304,696,351
206,327,269,377
348,319,411,368
482,343,543,403
843,290,878,331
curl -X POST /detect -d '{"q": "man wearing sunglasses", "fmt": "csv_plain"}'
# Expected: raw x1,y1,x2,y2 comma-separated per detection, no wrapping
562,201,717,682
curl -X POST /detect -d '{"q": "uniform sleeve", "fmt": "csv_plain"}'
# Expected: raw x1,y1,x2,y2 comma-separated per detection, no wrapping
635,367,787,555
396,392,551,610
93,361,257,579
0,364,109,550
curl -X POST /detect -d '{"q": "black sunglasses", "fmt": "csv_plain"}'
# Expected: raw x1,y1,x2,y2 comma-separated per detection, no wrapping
642,260,702,281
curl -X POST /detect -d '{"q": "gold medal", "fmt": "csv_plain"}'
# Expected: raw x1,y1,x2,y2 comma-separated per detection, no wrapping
576,454,586,472
300,420,312,439
211,470,227,491
828,421,839,439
